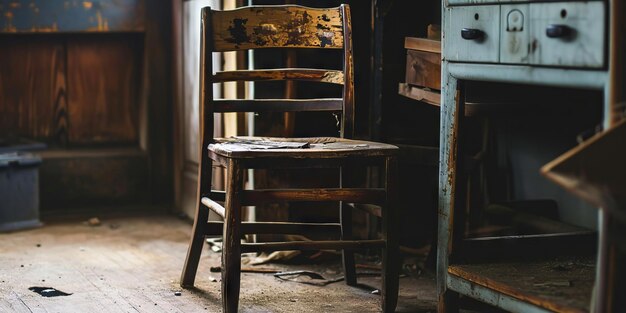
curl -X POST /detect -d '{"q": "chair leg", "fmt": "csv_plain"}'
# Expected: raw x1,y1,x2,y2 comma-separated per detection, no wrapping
180,202,209,288
382,156,399,313
222,160,243,313
340,165,357,286
439,289,460,313
341,202,357,286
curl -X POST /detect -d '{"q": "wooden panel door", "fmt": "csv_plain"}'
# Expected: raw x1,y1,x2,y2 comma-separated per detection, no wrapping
175,0,222,217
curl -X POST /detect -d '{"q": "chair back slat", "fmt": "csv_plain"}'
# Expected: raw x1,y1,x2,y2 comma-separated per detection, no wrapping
200,4,354,139
210,5,344,52
213,99,342,113
213,69,344,85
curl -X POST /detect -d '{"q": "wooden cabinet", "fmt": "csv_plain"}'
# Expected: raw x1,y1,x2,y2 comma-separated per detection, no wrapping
438,0,619,312
0,0,173,211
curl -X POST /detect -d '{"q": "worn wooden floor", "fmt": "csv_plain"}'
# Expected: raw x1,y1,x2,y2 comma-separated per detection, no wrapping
0,214,436,313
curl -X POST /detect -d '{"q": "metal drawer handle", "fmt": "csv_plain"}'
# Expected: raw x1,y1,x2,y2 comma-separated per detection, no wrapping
546,24,572,38
461,28,484,40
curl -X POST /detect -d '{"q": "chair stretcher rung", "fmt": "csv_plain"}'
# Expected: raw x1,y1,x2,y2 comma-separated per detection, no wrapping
205,221,341,236
201,197,225,218
241,188,386,205
213,69,344,85
213,99,342,113
240,239,385,253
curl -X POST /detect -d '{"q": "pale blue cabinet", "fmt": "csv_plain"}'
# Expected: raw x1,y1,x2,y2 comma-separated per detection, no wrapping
438,0,613,312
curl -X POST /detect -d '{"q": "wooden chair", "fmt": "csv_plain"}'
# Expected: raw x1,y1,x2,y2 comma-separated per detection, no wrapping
180,5,399,313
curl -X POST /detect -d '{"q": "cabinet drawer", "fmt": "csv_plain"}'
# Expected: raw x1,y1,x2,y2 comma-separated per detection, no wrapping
529,1,605,68
406,49,441,90
445,5,500,63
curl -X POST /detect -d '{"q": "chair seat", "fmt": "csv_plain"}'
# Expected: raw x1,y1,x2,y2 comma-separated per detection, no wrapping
208,137,398,159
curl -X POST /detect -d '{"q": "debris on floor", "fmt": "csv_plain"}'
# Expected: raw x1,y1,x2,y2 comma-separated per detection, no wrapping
85,217,101,227
210,266,281,274
29,287,72,297
206,238,222,252
274,270,343,286
533,280,572,287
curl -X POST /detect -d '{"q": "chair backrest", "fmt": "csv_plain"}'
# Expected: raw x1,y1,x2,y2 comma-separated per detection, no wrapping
198,4,354,149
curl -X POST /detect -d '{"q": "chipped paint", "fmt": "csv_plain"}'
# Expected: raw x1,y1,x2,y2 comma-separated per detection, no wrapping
226,18,249,47
212,6,344,51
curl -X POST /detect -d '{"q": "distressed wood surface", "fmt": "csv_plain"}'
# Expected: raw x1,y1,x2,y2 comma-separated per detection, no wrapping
0,0,144,33
340,4,354,139
445,5,500,63
0,215,431,312
180,4,215,289
222,159,243,313
437,65,461,313
382,156,399,313
183,5,401,313
240,188,386,205
201,196,226,218
213,98,343,112
210,5,343,51
398,83,441,106
458,232,597,263
208,137,397,159
405,37,441,53
213,68,344,84
406,49,441,90
448,257,595,313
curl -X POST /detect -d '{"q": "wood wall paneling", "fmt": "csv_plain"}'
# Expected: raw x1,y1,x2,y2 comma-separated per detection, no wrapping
0,37,67,143
66,36,141,145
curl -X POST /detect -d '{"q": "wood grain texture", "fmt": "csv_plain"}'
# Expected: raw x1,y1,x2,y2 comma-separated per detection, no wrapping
201,197,226,218
0,215,434,313
222,159,243,313
405,49,441,90
448,257,595,313
208,137,398,159
240,188,386,205
187,5,401,312
210,5,344,51
0,38,67,142
404,37,441,53
340,4,354,139
213,98,343,113
213,68,344,84
398,83,440,107
66,36,141,144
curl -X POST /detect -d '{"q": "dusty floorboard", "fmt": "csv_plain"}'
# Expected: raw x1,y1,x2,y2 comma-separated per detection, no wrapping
0,215,436,313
